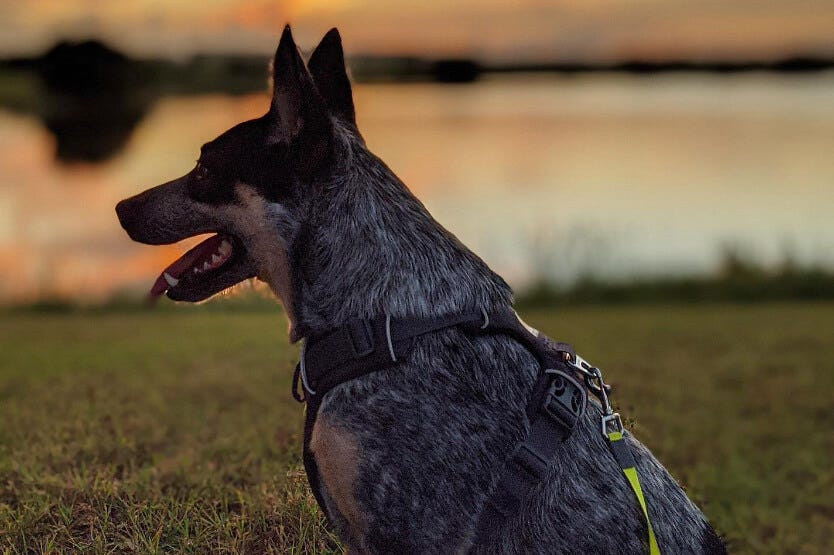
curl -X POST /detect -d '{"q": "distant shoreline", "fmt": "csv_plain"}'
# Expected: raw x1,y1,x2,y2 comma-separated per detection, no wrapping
2,39,833,85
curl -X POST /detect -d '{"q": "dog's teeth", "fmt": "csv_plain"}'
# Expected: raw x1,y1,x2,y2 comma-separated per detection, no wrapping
202,261,211,271
219,240,232,256
163,272,179,287
194,267,200,274
211,254,222,264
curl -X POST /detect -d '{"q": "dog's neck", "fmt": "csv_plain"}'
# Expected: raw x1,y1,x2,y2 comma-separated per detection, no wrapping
286,133,513,341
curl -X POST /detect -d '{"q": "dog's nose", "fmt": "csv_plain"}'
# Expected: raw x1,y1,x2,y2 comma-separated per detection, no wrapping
115,199,131,228
115,198,141,236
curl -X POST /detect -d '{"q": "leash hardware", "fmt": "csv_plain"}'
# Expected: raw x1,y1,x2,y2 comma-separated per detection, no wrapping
564,354,620,436
564,353,613,405
602,412,624,437
586,366,613,414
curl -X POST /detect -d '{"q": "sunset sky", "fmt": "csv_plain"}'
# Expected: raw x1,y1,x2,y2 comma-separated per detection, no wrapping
1,0,833,62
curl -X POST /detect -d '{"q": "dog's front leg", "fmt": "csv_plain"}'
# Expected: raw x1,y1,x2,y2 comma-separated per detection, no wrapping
310,414,369,551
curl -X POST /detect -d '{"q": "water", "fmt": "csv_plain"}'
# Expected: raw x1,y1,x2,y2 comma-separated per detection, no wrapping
0,73,832,301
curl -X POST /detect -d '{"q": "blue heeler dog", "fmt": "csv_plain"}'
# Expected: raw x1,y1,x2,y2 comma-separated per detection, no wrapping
116,25,725,554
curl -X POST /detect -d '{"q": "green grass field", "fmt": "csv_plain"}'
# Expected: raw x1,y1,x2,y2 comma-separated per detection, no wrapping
1,303,832,553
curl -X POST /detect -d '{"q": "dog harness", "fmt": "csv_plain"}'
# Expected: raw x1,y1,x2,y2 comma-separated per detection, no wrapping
291,307,660,554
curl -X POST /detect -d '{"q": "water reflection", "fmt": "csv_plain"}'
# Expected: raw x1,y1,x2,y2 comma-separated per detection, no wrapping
1,40,267,163
0,74,832,302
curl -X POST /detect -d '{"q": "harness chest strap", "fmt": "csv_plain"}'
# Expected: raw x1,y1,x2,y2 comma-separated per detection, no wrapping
471,366,586,547
291,308,660,554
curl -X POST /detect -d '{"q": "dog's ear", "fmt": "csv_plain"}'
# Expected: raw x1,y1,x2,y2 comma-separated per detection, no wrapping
269,25,329,142
308,28,356,127
269,25,332,180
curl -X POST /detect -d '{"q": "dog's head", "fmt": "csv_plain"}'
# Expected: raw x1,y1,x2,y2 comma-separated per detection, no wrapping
116,26,354,306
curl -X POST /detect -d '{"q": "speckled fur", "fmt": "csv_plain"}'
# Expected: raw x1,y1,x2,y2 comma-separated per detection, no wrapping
286,119,724,553
294,29,724,552
118,27,726,554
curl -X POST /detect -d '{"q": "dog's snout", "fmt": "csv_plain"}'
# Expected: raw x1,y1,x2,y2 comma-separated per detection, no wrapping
115,197,142,238
115,188,166,243
115,177,217,245
115,198,130,227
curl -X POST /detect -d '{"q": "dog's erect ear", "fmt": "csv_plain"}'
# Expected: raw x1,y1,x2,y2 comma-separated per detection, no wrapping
269,25,329,142
308,28,356,126
269,25,332,181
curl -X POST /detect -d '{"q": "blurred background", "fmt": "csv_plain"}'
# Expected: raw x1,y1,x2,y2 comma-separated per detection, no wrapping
1,0,833,305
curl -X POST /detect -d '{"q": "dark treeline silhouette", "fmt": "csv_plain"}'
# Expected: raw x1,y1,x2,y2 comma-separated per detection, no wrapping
31,41,147,161
347,55,834,82
1,40,268,162
488,57,834,76
1,40,832,162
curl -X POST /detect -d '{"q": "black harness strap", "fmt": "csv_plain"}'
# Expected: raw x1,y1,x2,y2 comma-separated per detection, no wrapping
471,367,586,548
291,307,587,549
298,309,488,400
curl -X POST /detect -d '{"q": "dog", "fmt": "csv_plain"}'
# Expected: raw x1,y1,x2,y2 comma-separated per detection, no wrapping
116,25,726,554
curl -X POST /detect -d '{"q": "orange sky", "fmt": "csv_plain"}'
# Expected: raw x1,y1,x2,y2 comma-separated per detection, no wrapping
0,0,832,61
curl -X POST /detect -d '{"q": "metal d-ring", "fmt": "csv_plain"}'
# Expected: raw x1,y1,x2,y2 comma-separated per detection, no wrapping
299,340,316,396
385,313,397,362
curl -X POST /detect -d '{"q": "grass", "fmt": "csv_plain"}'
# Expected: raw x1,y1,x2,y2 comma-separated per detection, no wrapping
0,302,832,553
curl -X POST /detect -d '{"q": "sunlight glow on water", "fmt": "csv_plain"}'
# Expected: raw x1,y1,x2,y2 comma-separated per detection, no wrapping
0,74,832,301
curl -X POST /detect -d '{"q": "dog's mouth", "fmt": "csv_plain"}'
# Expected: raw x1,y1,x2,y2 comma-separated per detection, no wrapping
149,233,254,302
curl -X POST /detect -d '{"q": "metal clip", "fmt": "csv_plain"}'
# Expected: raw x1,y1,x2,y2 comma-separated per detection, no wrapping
601,412,624,437
564,353,613,406
565,352,593,376
564,352,622,437
585,367,613,414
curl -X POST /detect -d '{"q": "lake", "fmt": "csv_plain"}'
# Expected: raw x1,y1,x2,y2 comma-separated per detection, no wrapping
0,73,832,301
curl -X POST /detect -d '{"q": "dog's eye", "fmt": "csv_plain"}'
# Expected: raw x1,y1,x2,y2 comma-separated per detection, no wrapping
188,161,233,205
194,162,210,181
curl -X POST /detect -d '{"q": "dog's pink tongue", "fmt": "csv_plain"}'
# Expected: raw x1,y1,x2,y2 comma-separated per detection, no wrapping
149,234,226,299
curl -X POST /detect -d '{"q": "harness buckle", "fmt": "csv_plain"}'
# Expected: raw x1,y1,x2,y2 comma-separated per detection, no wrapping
542,369,586,431
347,319,375,357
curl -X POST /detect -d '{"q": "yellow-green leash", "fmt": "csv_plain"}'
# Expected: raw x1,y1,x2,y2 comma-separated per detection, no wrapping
567,355,662,555
606,426,661,555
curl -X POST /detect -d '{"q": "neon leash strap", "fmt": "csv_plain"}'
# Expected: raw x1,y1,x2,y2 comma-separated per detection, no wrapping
607,430,661,555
